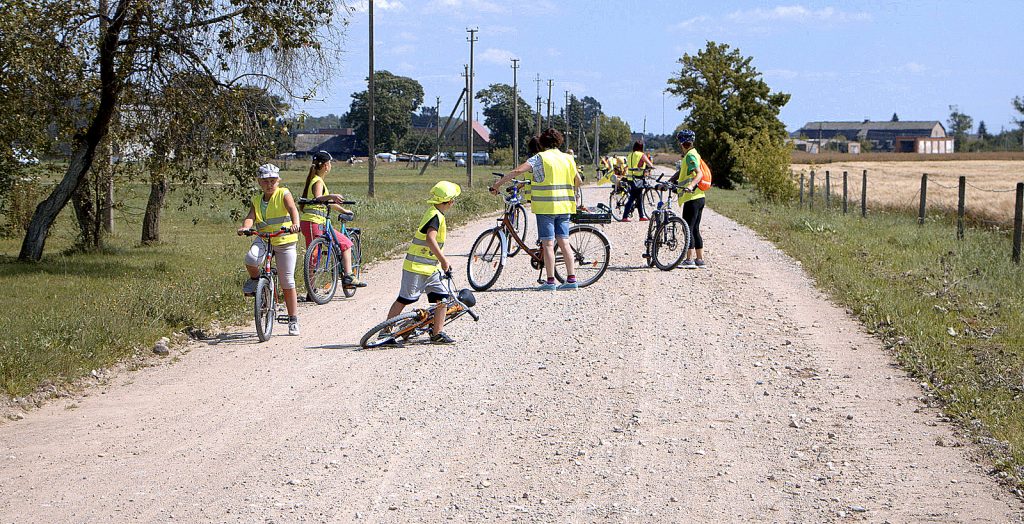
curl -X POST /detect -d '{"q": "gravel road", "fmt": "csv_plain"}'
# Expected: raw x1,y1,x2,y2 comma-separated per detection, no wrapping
1,176,1021,523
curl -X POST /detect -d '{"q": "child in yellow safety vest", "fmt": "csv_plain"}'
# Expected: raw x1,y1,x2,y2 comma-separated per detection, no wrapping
381,181,462,345
237,163,302,335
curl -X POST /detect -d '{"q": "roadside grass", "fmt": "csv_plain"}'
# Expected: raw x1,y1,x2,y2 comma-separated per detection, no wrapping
0,164,500,398
711,188,1024,478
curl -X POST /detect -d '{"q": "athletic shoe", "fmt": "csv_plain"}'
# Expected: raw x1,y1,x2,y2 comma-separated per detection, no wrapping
538,282,558,291
620,218,632,223
557,281,578,290
288,317,300,336
342,274,368,288
639,217,649,221
680,259,697,269
242,278,258,296
430,331,455,344
694,259,707,269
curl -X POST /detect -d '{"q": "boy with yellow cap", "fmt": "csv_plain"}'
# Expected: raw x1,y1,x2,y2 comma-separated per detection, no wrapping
382,180,461,344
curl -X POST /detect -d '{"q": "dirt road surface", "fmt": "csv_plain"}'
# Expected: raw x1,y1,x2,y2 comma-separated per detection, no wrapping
2,177,1021,523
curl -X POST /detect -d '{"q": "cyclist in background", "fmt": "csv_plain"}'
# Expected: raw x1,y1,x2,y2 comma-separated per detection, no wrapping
622,141,655,222
299,151,366,289
669,129,707,269
237,164,302,335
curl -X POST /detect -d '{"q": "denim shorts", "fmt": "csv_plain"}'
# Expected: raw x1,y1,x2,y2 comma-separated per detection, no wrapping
536,213,571,241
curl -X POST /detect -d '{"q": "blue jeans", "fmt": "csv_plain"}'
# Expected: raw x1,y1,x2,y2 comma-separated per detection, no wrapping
536,214,570,241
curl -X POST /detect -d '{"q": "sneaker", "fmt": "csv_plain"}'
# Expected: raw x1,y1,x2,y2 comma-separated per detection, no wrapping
680,259,697,269
620,217,632,223
342,274,368,288
538,282,558,291
242,278,258,296
557,281,578,290
430,331,455,344
639,217,649,221
288,317,300,336
694,259,707,269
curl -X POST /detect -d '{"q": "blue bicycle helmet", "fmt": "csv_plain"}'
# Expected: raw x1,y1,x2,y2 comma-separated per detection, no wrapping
676,129,696,143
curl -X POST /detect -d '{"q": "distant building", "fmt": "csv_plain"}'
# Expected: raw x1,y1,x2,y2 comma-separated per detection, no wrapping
407,119,490,151
793,120,951,153
293,128,365,158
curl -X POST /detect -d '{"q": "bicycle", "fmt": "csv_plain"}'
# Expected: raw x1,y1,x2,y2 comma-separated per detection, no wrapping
467,173,611,291
242,227,293,342
359,269,480,349
501,181,528,257
297,198,362,305
641,178,691,271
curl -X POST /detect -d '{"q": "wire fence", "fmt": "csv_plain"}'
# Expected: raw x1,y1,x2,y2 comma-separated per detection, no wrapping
796,169,1024,264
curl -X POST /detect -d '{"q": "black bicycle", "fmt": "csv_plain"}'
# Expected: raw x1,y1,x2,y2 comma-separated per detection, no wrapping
641,178,691,270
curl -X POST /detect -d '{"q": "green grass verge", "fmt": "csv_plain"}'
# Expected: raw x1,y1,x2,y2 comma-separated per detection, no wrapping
0,164,500,397
712,188,1024,478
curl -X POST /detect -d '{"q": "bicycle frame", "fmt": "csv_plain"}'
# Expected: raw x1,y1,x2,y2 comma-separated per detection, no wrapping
388,274,479,340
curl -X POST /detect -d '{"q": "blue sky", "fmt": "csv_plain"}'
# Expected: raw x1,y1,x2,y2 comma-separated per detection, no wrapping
299,0,1024,134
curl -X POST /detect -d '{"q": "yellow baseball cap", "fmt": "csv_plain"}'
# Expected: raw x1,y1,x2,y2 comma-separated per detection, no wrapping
427,180,462,204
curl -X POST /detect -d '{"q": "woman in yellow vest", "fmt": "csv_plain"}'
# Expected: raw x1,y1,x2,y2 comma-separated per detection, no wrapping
237,164,302,335
298,151,365,288
622,141,655,222
380,181,462,344
491,128,582,290
668,129,707,269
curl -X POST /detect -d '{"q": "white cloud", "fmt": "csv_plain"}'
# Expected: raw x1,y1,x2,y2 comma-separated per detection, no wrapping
349,0,406,13
673,16,710,31
726,5,871,23
896,62,927,74
424,0,504,13
479,47,518,64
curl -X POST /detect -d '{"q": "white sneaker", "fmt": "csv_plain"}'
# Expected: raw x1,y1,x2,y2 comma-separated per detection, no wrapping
288,317,300,336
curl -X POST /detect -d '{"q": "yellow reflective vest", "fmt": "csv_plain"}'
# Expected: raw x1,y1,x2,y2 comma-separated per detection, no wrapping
531,149,577,215
403,206,446,275
300,175,329,224
252,188,298,246
626,151,645,181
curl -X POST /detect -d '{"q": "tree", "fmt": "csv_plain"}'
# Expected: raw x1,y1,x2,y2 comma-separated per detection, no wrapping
598,115,632,152
476,83,535,154
347,71,424,153
666,41,790,188
947,105,974,152
891,112,900,122
977,121,989,141
9,0,344,261
733,129,796,203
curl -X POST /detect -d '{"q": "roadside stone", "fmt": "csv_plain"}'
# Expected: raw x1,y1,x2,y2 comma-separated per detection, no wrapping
153,337,170,356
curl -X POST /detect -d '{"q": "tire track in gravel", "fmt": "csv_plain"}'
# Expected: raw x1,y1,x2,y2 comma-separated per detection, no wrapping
0,173,1021,523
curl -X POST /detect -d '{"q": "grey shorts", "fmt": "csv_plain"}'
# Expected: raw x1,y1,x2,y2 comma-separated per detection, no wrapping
397,270,448,304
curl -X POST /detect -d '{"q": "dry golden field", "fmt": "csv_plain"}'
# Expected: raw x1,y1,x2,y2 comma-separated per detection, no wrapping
791,160,1024,225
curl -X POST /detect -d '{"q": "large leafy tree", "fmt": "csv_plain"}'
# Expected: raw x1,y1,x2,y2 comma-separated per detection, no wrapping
666,41,790,188
347,71,424,153
598,115,632,152
7,0,345,261
947,105,973,152
476,83,535,154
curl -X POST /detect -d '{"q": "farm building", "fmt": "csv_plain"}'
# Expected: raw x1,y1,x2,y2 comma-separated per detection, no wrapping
405,119,491,152
293,128,365,158
793,120,951,153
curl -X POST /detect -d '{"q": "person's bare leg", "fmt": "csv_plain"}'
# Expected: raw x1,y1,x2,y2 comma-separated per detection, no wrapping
245,265,260,279
555,236,575,277
342,248,353,275
431,302,446,336
541,240,556,280
282,288,298,316
695,248,704,260
386,300,405,320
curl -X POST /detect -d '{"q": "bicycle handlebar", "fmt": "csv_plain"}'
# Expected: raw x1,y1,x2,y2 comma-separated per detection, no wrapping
242,227,290,238
297,197,357,206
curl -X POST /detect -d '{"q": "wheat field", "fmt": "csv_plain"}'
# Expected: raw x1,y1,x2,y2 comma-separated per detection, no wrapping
791,160,1024,226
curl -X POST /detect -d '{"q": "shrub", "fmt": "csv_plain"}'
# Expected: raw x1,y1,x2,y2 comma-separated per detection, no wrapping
0,174,49,237
733,130,797,204
490,147,513,167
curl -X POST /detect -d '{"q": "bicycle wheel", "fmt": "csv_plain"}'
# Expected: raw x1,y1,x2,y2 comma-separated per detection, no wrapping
254,277,275,342
467,228,506,291
304,237,338,305
643,218,658,268
507,204,528,257
652,216,690,271
608,189,628,221
360,311,425,349
554,225,610,288
643,187,658,213
343,233,361,298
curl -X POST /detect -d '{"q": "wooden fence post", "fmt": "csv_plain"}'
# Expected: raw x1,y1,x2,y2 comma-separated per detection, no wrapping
957,176,966,241
1013,182,1023,264
861,170,867,217
918,173,928,225
809,171,815,210
799,173,805,206
842,171,848,214
825,170,831,209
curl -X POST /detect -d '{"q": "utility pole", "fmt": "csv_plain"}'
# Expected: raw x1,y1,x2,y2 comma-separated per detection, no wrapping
367,0,375,196
535,74,542,134
546,79,553,129
466,27,478,187
594,114,601,165
435,96,441,165
511,58,520,166
564,90,570,148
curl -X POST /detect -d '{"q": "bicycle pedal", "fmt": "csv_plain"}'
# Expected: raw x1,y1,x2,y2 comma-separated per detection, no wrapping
641,253,651,259
275,314,290,323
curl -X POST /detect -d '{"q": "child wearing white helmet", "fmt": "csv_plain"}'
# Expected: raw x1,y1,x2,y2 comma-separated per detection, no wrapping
237,163,302,335
380,180,462,344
